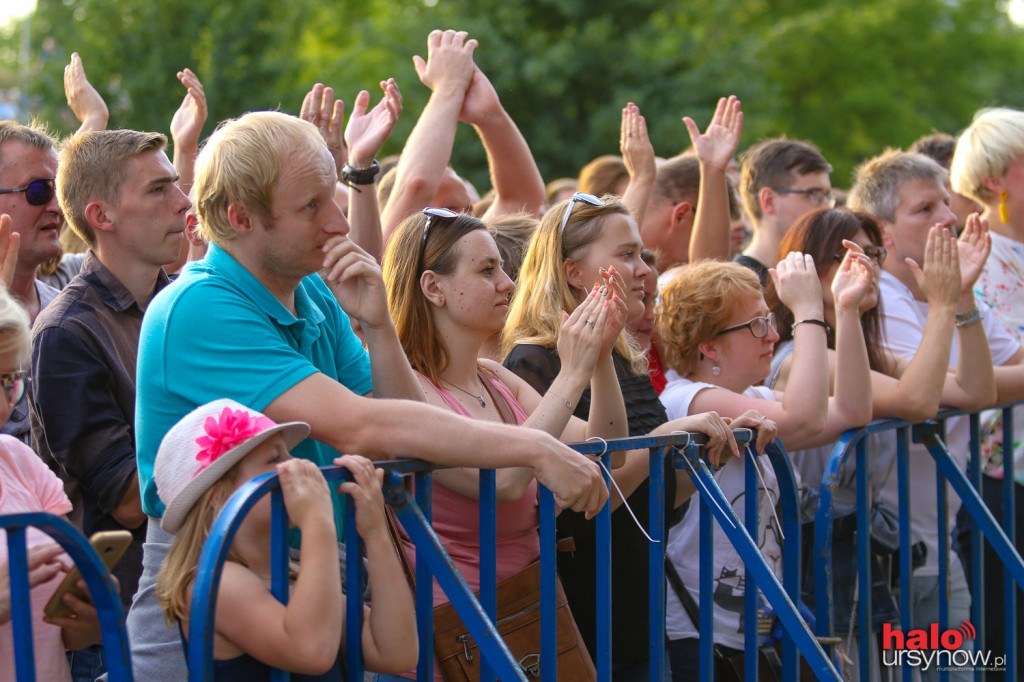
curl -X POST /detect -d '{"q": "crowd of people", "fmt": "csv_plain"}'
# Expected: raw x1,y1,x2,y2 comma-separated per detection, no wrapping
1,26,1023,682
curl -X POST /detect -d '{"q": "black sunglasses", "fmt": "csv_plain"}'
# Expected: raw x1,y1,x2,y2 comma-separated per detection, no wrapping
717,312,778,339
418,207,459,273
0,179,55,206
559,192,605,235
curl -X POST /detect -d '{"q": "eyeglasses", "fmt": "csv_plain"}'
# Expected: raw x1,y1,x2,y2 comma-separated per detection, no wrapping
717,312,778,339
0,370,27,405
835,244,887,266
559,192,605,235
418,207,459,273
772,187,836,208
0,179,55,206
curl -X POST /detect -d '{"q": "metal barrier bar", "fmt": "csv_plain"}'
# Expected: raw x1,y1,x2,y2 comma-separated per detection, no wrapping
1001,405,1017,678
968,412,984,682
0,512,133,682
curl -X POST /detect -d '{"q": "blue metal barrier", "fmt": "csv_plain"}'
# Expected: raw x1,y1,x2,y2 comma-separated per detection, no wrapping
0,512,132,682
814,405,1024,682
188,433,837,681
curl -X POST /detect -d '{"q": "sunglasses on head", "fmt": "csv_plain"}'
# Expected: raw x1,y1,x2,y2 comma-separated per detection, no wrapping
0,179,55,206
418,207,459,273
559,192,605,235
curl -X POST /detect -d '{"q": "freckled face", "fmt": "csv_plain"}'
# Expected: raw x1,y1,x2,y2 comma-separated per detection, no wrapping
431,229,515,336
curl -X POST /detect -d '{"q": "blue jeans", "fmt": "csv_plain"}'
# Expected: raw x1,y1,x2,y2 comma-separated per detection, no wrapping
67,643,105,682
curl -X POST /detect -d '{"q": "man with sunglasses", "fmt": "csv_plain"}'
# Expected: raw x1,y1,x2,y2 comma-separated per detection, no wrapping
736,137,834,286
126,111,607,679
0,122,64,447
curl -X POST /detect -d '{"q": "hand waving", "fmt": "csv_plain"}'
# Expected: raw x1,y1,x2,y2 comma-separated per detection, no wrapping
620,102,655,183
301,83,347,176
684,95,743,172
170,68,208,153
64,52,108,133
345,79,403,168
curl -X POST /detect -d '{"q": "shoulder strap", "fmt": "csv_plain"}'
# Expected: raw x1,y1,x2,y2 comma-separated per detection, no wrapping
385,506,416,591
479,371,517,425
664,556,702,631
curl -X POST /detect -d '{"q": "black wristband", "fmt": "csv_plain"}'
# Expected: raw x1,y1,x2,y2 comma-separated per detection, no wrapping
341,159,380,186
791,318,831,334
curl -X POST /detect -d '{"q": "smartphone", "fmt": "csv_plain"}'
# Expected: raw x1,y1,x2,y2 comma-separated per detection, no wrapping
43,530,132,619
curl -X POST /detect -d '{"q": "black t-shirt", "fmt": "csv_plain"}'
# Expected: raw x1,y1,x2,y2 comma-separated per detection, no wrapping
732,253,770,288
503,345,675,666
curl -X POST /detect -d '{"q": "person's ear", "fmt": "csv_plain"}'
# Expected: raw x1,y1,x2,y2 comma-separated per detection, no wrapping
84,201,114,235
697,339,720,364
878,219,898,250
420,270,445,307
226,201,254,234
671,201,694,232
981,174,1003,195
758,187,776,217
563,257,585,291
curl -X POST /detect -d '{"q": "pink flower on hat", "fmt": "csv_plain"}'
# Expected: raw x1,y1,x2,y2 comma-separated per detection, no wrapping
194,406,276,472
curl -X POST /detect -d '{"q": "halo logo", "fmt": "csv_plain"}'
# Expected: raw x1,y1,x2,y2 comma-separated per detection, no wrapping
881,621,1004,672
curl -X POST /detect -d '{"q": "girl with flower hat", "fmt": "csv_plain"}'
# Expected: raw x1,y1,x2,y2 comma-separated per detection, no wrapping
154,398,416,680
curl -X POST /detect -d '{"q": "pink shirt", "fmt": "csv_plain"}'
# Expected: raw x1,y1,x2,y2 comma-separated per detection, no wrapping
0,435,74,682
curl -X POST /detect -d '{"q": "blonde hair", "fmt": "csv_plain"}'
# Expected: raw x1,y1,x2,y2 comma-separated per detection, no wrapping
157,469,239,625
655,261,762,375
57,130,167,247
501,196,645,372
0,285,31,364
951,107,1024,205
194,112,327,247
382,211,488,385
578,155,628,197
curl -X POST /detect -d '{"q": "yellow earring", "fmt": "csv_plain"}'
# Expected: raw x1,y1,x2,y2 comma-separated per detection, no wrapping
1000,190,1010,223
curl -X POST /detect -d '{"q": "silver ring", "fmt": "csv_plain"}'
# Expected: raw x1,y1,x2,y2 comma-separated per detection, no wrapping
586,319,596,327
758,414,767,423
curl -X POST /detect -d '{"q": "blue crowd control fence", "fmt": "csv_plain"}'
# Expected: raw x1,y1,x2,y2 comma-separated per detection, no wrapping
188,432,838,681
814,404,1024,682
0,512,132,682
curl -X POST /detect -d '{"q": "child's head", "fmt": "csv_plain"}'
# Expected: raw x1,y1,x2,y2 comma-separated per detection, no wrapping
0,286,31,424
155,399,310,534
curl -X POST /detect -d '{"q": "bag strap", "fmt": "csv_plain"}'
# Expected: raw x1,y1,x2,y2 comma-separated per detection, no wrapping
664,556,703,629
479,370,516,425
385,505,416,591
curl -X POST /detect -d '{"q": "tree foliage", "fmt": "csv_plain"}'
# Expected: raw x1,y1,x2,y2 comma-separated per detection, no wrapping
6,0,1024,190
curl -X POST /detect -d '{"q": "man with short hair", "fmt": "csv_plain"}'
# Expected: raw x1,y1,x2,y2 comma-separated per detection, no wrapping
909,132,982,231
31,129,189,680
849,149,1009,681
0,122,63,444
640,154,701,271
127,110,606,678
737,138,833,284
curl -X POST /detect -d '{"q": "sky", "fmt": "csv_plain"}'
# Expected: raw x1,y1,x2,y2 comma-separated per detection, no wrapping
0,0,36,28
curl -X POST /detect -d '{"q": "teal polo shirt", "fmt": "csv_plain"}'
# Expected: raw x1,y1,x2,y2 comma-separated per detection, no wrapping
136,243,372,519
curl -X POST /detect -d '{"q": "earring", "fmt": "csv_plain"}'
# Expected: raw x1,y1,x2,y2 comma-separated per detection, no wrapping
1000,190,1010,223
711,365,722,377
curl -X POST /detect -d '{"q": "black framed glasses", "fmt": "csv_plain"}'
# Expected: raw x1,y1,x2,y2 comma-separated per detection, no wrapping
835,244,887,266
0,179,55,206
559,192,605,235
0,370,27,405
717,312,777,339
771,187,836,208
418,207,459,273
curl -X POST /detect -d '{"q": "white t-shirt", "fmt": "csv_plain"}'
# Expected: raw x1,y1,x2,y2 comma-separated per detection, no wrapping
877,270,1020,576
660,373,782,649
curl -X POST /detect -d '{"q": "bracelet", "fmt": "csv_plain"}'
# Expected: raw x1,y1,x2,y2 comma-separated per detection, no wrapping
341,159,380,186
791,319,831,334
548,389,573,411
955,306,982,329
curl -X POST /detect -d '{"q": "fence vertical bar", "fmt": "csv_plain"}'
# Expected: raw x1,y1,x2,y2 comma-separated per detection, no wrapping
694,439,715,682
897,425,914,682
414,470,435,682
766,439,803,681
269,489,291,682
1002,406,1017,679
744,446,759,682
478,468,497,682
595,449,613,681
648,444,666,682
968,412,984,682
344,485,365,682
538,486,558,681
7,527,35,682
935,420,950,682
856,436,872,682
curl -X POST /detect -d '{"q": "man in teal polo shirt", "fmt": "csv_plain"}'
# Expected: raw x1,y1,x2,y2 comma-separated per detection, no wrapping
127,110,608,679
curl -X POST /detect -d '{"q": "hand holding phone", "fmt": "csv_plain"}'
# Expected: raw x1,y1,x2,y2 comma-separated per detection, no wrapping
43,530,131,619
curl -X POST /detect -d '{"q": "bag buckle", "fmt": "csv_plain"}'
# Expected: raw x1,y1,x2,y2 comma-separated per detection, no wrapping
517,652,541,677
456,633,473,661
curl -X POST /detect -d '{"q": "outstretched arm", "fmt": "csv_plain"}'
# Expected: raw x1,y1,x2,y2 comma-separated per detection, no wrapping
170,68,207,196
464,65,545,220
686,96,743,263
380,30,477,242
620,102,657,227
64,53,108,135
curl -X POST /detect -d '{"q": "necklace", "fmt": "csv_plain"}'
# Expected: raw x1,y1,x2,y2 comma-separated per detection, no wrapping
442,378,486,407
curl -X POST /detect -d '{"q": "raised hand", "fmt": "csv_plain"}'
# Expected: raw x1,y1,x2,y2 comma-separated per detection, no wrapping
620,102,655,184
64,53,108,133
770,251,825,320
684,95,743,172
333,454,387,539
321,236,390,330
412,29,477,97
558,287,612,380
277,458,334,531
170,68,208,154
301,83,346,176
832,241,877,313
345,79,403,168
909,226,960,307
0,214,21,290
956,212,992,293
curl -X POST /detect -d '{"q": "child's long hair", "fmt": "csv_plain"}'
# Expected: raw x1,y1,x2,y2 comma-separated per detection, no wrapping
156,467,239,625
